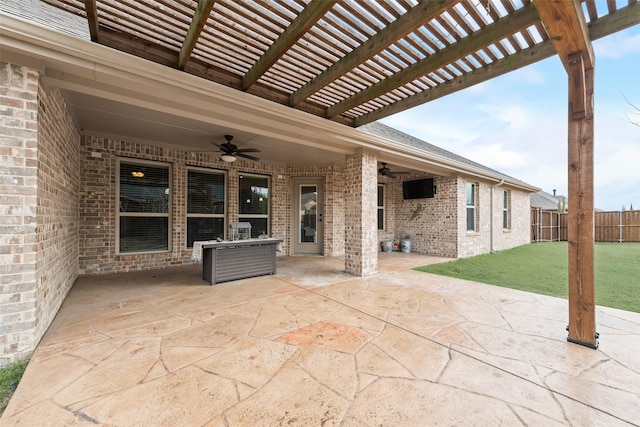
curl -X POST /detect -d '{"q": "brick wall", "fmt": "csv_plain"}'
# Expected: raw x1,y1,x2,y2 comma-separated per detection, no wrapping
78,137,350,274
79,137,288,274
379,175,531,259
457,179,531,258
458,179,491,257
389,174,459,258
492,187,531,251
0,62,80,364
35,79,80,350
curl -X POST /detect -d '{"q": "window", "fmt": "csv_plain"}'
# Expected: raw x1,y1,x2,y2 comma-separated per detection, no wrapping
503,189,511,230
238,173,269,238
466,182,478,232
186,168,226,248
377,185,385,230
118,159,170,253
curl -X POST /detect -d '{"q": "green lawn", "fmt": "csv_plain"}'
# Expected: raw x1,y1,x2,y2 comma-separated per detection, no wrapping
415,242,640,313
0,359,28,416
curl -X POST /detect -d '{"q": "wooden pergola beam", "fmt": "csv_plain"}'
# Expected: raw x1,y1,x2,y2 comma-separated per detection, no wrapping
241,0,337,91
535,0,598,348
534,0,595,71
289,0,456,107
355,1,639,126
178,0,216,71
83,0,99,42
327,3,540,119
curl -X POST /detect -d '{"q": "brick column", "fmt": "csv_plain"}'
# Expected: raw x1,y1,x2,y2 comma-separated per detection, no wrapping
0,62,39,364
344,149,378,276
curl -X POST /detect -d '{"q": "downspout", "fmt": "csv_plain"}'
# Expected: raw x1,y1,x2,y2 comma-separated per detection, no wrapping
490,180,504,253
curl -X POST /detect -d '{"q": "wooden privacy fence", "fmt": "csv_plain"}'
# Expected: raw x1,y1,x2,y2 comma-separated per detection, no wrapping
531,208,567,242
531,208,640,242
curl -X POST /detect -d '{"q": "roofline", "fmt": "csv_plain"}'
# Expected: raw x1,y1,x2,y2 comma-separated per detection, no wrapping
1,13,539,192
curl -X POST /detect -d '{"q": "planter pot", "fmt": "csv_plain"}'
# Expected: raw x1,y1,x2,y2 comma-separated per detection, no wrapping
381,240,393,252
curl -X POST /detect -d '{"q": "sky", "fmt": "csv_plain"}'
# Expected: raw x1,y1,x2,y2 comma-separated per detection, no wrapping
381,16,640,212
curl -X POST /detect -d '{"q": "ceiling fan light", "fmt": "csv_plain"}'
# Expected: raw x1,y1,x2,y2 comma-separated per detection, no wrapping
221,154,236,163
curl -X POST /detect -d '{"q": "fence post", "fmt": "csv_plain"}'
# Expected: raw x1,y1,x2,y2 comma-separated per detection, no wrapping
538,208,542,242
619,210,623,243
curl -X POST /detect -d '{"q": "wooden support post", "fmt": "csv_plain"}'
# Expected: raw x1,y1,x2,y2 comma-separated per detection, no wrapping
567,52,598,348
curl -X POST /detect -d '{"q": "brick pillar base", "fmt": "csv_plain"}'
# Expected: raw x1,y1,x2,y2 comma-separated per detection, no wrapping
344,149,378,276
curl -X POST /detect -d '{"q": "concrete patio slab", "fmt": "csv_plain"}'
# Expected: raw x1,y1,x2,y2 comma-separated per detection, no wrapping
2,252,639,426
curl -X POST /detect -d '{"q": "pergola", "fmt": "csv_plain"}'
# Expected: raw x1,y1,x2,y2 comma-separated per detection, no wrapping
36,0,640,348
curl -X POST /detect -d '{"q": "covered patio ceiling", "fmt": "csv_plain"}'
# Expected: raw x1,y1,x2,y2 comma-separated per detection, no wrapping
35,0,636,128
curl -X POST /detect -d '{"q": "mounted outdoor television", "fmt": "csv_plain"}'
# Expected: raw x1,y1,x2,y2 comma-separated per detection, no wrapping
402,178,435,200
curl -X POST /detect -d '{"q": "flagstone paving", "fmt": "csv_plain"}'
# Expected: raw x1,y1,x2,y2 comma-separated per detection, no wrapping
2,252,639,426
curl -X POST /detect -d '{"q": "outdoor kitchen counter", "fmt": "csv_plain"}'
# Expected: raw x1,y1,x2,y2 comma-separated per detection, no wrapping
197,238,282,285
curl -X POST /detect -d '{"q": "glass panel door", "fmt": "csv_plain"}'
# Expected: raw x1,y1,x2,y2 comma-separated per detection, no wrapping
299,185,317,243
292,178,323,255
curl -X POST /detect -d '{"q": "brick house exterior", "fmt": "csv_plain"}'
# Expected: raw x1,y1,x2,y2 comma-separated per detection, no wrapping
1,11,538,364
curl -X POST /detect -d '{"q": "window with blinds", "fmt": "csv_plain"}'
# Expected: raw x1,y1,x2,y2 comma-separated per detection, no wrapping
503,189,512,230
466,182,478,232
118,160,171,253
238,173,269,238
186,168,226,247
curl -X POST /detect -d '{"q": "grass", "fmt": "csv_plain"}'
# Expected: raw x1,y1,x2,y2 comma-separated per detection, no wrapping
0,359,28,416
415,242,640,313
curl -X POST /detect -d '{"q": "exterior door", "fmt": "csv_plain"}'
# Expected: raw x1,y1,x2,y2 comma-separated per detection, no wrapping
292,177,323,255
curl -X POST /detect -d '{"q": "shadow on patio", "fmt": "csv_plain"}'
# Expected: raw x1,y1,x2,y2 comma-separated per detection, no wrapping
2,252,639,426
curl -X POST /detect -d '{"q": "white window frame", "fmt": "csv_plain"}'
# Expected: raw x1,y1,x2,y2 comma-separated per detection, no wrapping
377,184,385,231
186,166,227,248
117,158,172,254
466,182,479,233
238,172,270,237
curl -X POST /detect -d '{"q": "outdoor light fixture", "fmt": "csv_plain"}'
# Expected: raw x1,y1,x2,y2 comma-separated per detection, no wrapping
221,154,237,163
131,171,144,178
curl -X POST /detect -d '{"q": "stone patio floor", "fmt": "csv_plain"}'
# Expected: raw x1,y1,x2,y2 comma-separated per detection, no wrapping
2,252,639,426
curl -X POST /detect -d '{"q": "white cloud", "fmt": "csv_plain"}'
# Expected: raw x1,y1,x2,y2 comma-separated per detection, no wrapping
463,143,527,169
477,104,530,128
507,67,545,85
594,32,640,59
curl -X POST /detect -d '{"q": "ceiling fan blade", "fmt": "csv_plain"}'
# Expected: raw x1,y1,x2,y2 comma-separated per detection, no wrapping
392,171,410,175
386,172,397,179
237,153,260,161
236,148,261,153
216,143,232,152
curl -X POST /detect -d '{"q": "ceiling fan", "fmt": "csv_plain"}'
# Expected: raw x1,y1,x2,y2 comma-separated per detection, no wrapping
378,162,409,179
216,135,261,162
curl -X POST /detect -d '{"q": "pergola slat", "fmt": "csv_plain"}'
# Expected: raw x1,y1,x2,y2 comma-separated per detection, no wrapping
242,0,337,90
354,2,637,126
289,0,456,107
327,3,540,118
